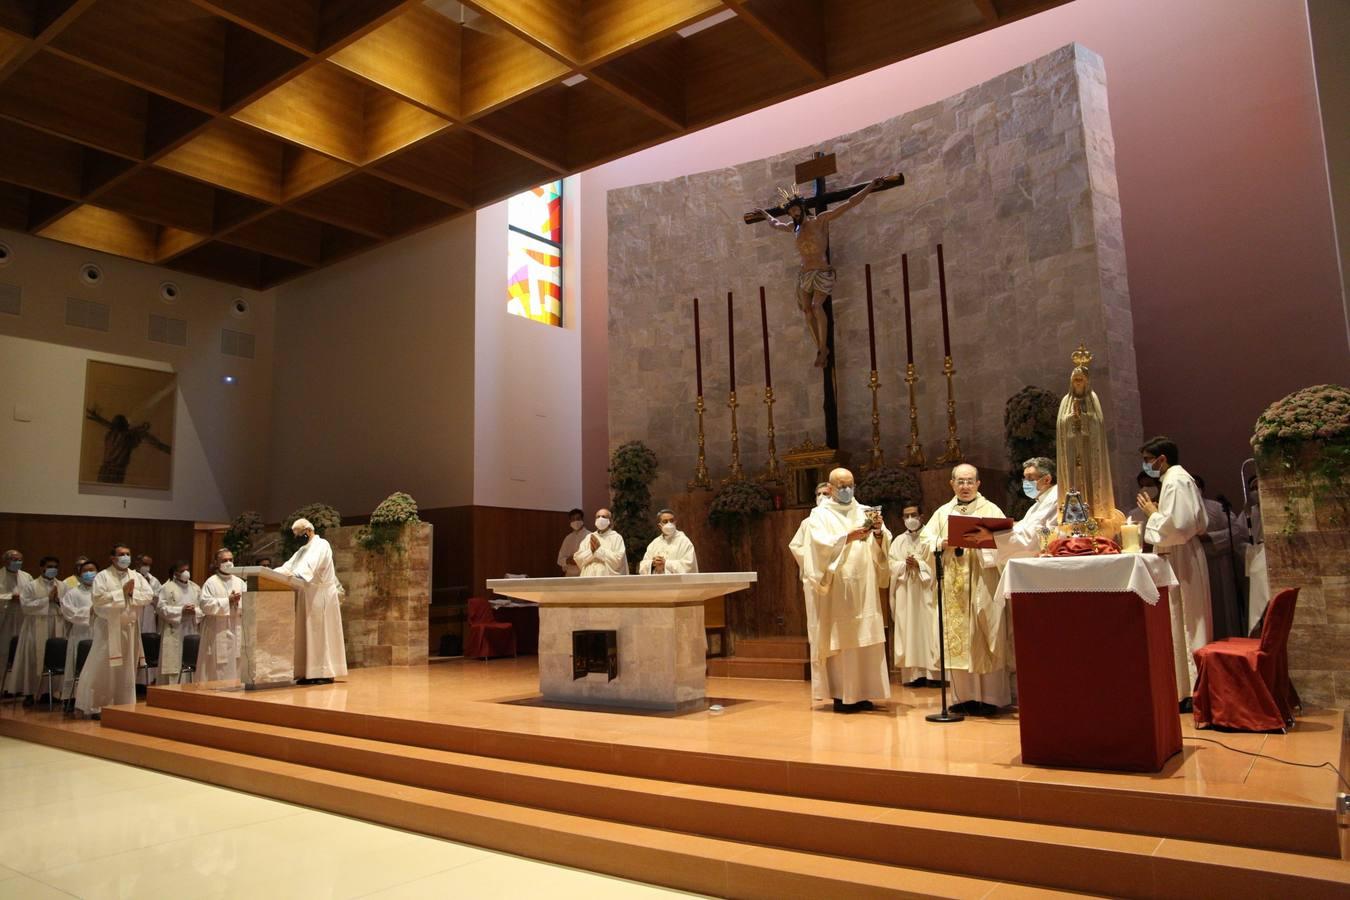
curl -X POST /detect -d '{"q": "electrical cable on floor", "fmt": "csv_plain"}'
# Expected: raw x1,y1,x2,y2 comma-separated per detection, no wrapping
1182,735,1349,791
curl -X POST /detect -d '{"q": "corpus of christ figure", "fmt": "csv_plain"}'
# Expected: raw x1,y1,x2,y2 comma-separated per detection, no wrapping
85,406,172,484
753,177,884,369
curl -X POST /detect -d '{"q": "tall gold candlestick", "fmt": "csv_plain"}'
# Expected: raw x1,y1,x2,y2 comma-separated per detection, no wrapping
688,394,712,490
761,386,782,482
726,391,744,482
865,370,884,471
903,363,925,467
937,355,963,464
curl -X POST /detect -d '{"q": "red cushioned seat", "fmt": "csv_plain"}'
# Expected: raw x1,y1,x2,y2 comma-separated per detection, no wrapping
1192,588,1298,732
464,596,517,660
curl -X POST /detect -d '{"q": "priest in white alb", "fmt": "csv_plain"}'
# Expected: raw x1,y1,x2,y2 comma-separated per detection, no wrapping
60,561,96,710
199,548,243,682
887,502,939,686
574,508,627,576
556,508,589,576
789,482,834,699
156,560,200,684
919,464,1012,715
6,556,66,700
804,467,892,712
639,509,699,574
0,550,31,683
75,544,153,719
1135,436,1212,710
276,518,348,685
988,457,1060,564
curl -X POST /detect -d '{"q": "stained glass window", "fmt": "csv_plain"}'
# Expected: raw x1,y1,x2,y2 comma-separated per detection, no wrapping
506,180,562,326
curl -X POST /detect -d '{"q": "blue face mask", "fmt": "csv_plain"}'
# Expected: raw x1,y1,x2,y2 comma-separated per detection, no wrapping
44,567,59,580
834,486,854,504
115,554,132,570
80,571,96,585
1142,460,1161,479
5,560,20,573
1022,479,1040,499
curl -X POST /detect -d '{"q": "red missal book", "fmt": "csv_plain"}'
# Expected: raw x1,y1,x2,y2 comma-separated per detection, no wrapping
946,514,1016,549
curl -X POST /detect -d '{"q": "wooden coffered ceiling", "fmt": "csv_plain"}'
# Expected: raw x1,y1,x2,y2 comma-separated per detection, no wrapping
0,0,1070,290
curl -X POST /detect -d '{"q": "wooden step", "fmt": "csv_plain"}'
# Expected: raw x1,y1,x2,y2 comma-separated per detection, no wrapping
707,657,810,680
88,705,1350,899
139,684,1342,859
732,637,811,660
0,714,1083,900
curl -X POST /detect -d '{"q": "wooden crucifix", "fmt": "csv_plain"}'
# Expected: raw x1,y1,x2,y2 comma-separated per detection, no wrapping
744,152,904,449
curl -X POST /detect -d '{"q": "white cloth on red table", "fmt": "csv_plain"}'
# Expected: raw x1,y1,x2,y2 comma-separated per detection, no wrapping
997,554,1177,604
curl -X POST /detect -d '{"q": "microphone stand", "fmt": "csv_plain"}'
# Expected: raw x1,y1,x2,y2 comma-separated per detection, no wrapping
926,545,965,723
1218,495,1246,635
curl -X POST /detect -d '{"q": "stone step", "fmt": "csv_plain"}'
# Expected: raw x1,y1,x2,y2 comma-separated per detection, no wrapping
731,637,811,660
76,706,1350,899
707,657,810,680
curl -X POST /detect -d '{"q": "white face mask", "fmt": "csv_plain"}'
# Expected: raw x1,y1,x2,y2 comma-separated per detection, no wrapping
816,493,830,507
138,565,151,576
569,520,583,532
660,522,676,536
595,517,610,532
176,570,191,583
904,516,921,532
115,555,131,570
219,561,234,574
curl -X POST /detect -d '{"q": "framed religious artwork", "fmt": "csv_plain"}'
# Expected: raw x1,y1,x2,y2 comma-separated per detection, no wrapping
79,360,176,490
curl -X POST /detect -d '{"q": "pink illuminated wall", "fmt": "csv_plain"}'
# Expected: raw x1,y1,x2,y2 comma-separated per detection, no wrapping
578,0,1346,510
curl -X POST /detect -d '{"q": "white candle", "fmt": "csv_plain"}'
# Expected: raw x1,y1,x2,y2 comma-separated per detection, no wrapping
1121,518,1142,553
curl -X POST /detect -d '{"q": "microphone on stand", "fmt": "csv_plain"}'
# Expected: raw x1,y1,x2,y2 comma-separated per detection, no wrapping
927,542,965,724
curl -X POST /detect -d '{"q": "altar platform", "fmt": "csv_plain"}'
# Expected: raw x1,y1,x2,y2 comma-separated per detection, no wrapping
1,661,1346,898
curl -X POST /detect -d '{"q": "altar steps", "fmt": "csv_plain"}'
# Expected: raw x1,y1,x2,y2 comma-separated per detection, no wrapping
12,701,1338,899
708,636,810,681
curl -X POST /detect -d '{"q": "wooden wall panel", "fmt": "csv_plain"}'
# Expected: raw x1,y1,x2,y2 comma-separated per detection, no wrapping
470,506,573,597
0,512,195,581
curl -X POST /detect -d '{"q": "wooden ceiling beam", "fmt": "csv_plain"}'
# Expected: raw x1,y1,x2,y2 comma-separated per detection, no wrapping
155,226,211,262
581,0,722,66
681,16,814,128
281,144,354,203
588,36,686,131
221,20,308,110
156,121,284,203
288,173,392,238
458,24,570,119
463,0,581,64
37,204,162,262
0,119,86,199
725,0,826,80
363,89,453,165
0,50,150,160
95,166,218,234
469,89,568,173
562,80,674,171
222,209,324,267
186,0,320,56
212,188,272,233
0,0,94,83
370,128,475,209
167,239,265,288
234,62,367,164
329,3,462,119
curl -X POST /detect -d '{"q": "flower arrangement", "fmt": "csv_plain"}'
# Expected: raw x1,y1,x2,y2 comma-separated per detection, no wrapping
1251,384,1349,449
282,502,341,557
359,492,421,554
609,441,660,570
1003,385,1058,517
1251,385,1349,532
855,466,921,513
222,510,264,560
708,479,773,535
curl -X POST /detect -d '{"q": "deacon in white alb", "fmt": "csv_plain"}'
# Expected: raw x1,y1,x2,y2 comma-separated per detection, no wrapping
556,508,590,577
156,560,200,684
276,518,348,685
989,457,1060,564
199,548,243,682
804,467,892,712
134,554,162,634
0,550,31,681
573,508,627,576
887,503,939,686
75,544,153,718
60,561,96,709
919,464,1012,715
1135,436,1212,709
6,555,67,700
789,482,834,699
639,509,699,575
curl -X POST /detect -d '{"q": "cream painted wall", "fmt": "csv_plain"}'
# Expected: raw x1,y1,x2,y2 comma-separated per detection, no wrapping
0,228,274,521
268,216,476,520
472,176,583,512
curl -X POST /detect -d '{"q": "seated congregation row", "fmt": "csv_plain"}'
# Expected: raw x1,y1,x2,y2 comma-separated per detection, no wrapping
0,545,256,719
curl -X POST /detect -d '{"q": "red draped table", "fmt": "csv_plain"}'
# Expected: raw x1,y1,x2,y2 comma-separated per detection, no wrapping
1000,554,1181,772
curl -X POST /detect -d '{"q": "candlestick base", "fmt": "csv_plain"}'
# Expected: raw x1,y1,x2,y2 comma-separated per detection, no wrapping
863,370,885,472
935,356,963,465
757,386,784,485
903,364,925,468
687,395,713,491
724,391,744,483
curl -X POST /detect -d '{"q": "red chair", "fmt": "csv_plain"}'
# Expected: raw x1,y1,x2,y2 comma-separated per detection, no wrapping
464,596,516,660
1192,588,1299,732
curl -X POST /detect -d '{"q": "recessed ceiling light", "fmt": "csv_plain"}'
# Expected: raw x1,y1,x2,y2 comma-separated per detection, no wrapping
676,9,735,38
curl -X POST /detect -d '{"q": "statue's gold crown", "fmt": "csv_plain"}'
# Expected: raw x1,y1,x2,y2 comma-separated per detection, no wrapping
1071,343,1093,369
776,186,803,205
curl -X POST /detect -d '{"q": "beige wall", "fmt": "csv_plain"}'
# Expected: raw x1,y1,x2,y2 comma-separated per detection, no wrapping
268,216,476,520
0,228,275,521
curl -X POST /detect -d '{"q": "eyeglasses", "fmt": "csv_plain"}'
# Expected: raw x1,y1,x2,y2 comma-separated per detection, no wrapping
953,479,978,486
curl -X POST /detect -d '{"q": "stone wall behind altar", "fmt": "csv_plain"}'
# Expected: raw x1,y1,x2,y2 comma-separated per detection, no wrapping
328,523,432,668
607,43,1142,512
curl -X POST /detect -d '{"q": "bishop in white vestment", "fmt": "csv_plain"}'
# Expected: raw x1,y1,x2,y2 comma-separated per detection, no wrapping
200,551,244,683
639,510,699,574
789,483,834,699
887,505,939,684
1136,438,1212,705
156,563,200,683
277,519,348,683
919,465,1012,713
574,508,627,576
804,468,892,711
75,548,153,717
6,557,67,698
